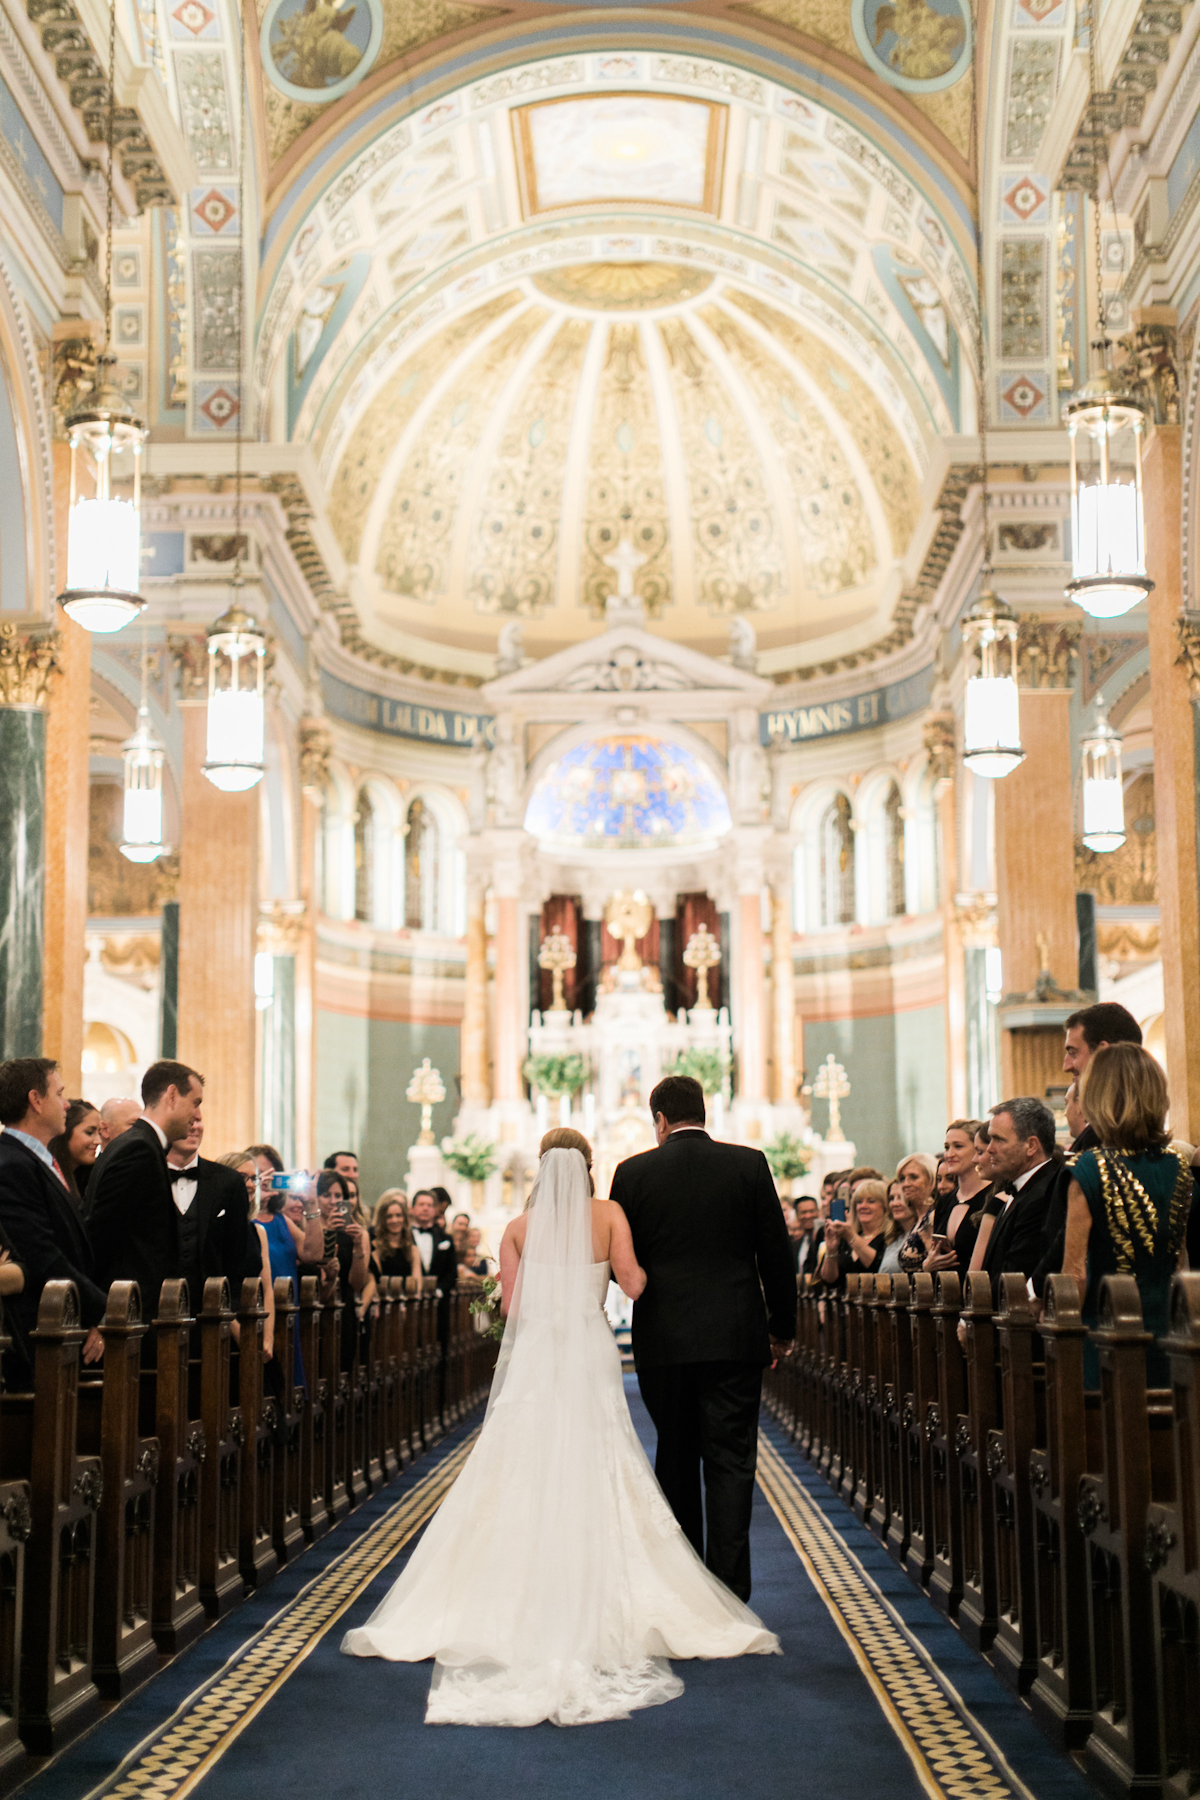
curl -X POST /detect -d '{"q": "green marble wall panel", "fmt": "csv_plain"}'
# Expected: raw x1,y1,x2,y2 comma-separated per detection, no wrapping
0,708,45,1057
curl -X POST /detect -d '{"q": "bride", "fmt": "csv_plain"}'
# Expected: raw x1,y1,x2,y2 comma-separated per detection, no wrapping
341,1127,779,1727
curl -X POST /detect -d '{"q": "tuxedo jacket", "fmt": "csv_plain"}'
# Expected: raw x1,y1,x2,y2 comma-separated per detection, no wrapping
981,1158,1062,1303
1031,1130,1094,1297
86,1118,181,1318
0,1130,108,1382
178,1158,257,1312
793,1229,823,1287
610,1130,796,1370
414,1229,458,1295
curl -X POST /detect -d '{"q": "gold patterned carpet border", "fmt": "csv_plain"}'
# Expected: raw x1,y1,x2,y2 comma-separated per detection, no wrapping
84,1432,479,1800
755,1435,1035,1800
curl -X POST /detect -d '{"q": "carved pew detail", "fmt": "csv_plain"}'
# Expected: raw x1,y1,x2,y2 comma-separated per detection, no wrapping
236,1279,277,1592
197,1279,242,1618
929,1273,965,1621
990,1274,1044,1694
150,1281,204,1653
957,1272,1000,1652
269,1278,305,1566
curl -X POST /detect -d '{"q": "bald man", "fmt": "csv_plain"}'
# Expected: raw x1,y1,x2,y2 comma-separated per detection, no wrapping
99,1098,140,1146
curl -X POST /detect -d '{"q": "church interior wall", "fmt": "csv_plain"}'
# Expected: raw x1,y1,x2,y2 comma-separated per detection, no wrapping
800,1005,947,1183
315,1008,460,1207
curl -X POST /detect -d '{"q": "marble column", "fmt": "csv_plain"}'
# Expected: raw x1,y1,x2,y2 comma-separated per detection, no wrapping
1144,421,1200,1137
993,625,1079,1098
770,885,796,1104
41,605,90,1092
176,703,259,1152
492,894,522,1102
461,885,490,1104
159,899,179,1058
0,705,46,1058
0,626,59,1059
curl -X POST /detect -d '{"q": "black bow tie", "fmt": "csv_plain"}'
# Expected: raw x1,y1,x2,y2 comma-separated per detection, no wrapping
169,1168,197,1185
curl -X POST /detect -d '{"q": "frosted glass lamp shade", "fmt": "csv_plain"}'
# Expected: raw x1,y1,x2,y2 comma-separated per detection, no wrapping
203,598,266,791
1065,390,1153,619
960,586,1024,779
1080,700,1125,852
119,703,167,863
57,381,148,634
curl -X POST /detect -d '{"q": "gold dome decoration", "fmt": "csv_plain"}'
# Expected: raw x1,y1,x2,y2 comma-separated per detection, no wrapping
531,263,715,311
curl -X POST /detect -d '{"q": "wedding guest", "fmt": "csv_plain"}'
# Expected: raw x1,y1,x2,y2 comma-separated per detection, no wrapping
373,1191,421,1282
323,1150,358,1184
976,1098,1059,1302
98,1096,140,1146
464,1226,489,1277
922,1119,990,1278
879,1181,918,1274
1063,1043,1190,1383
303,1170,372,1370
452,1211,471,1233
452,1222,485,1287
410,1190,458,1296
251,1161,321,1387
429,1186,455,1230
88,1060,203,1313
48,1098,102,1206
819,1179,891,1287
0,1057,97,1380
896,1152,937,1225
180,1141,271,1356
792,1197,822,1285
245,1143,284,1179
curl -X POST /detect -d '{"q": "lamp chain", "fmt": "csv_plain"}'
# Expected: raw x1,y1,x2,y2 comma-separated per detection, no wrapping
104,0,116,354
968,0,990,569
233,4,247,587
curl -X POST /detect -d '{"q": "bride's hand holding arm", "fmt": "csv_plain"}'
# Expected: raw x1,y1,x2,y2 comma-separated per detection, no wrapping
607,1202,646,1301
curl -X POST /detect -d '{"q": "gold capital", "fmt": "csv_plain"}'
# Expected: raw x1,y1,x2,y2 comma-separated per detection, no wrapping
0,623,60,709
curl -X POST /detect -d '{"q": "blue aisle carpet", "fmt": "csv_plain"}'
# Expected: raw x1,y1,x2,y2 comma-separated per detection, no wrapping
18,1384,1101,1800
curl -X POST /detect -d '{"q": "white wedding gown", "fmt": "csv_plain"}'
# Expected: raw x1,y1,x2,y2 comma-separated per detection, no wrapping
341,1147,779,1727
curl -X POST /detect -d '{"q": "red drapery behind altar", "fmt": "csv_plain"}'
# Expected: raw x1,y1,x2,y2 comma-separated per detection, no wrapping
676,892,721,1010
537,895,580,1014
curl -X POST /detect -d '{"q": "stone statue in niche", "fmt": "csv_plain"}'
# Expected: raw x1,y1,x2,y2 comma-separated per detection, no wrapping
728,616,757,672
496,620,524,676
729,708,769,825
486,713,524,828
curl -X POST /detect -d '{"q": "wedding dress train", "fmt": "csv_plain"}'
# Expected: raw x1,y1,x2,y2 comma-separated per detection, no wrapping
341,1148,779,1726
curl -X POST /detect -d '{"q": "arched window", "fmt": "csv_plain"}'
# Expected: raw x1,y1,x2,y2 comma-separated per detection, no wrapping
354,787,374,923
405,798,439,931
819,794,855,927
884,782,906,917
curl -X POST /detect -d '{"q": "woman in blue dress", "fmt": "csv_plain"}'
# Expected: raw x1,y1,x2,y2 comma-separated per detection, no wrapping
1063,1043,1193,1386
250,1160,325,1390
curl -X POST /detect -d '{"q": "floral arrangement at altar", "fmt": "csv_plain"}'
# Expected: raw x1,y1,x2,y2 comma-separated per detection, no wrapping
440,1133,499,1181
663,1047,729,1096
763,1132,812,1190
522,1052,589,1097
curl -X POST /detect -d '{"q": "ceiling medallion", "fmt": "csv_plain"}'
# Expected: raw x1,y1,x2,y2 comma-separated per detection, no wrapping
531,263,715,311
850,0,973,93
260,0,384,104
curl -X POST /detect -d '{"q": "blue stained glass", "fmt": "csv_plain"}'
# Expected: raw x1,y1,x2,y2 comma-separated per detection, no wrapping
525,734,732,851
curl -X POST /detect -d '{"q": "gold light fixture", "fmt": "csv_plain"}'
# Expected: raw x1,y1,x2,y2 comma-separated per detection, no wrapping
57,0,147,634
1080,694,1125,851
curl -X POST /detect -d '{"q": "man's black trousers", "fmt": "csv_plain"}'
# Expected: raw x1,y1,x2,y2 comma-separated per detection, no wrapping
636,1359,763,1602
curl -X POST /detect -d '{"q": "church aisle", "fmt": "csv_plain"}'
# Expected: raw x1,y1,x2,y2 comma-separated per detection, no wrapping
16,1387,1100,1800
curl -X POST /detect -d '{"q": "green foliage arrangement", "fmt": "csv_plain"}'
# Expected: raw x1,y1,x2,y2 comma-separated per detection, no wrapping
763,1131,812,1182
468,1273,505,1343
522,1052,589,1097
663,1047,730,1096
439,1133,498,1181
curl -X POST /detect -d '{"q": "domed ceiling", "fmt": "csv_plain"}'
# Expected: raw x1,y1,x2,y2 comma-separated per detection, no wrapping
326,274,920,660
254,52,978,677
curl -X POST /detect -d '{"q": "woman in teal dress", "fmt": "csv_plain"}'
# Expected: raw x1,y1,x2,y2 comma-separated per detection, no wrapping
1063,1042,1192,1386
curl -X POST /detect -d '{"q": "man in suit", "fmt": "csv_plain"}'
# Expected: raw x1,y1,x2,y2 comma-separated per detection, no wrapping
610,1074,795,1602
792,1196,823,1286
165,1118,256,1310
0,1057,107,1381
98,1097,140,1148
87,1059,203,1319
1032,1002,1145,1296
978,1096,1060,1303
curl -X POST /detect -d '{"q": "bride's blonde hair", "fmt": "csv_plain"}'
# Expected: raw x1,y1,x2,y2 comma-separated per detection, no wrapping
537,1127,595,1195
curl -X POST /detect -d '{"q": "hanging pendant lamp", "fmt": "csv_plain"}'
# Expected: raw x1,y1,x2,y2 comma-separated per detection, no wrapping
1080,695,1125,851
119,639,168,861
962,584,1025,778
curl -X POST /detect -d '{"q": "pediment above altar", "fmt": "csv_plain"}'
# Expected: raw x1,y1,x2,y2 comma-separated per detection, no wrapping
483,620,771,716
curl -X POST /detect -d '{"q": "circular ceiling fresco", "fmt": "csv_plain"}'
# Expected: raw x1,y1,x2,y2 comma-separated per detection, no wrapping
525,734,732,851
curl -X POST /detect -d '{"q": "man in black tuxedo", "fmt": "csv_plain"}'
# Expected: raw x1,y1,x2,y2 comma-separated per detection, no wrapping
165,1118,256,1311
1030,1002,1146,1296
609,1075,795,1602
87,1059,203,1319
0,1057,107,1382
978,1096,1060,1304
410,1189,459,1298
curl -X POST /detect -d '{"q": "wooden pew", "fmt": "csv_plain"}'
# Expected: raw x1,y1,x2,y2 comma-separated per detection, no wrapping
376,1281,401,1483
419,1279,442,1449
849,1275,875,1523
903,1273,938,1589
83,1283,158,1699
295,1276,329,1544
363,1294,386,1492
268,1277,305,1567
1144,1273,1200,1800
149,1281,205,1653
0,1303,29,1795
1079,1275,1172,1799
883,1273,913,1564
1029,1274,1099,1750
865,1276,892,1538
319,1285,350,1530
928,1272,965,1620
989,1274,1044,1694
2,1283,100,1754
956,1271,1000,1652
399,1277,420,1465
344,1311,368,1508
236,1279,277,1592
197,1279,242,1618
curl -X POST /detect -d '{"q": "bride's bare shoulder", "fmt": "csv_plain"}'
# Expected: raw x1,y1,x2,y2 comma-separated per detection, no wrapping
502,1214,528,1251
